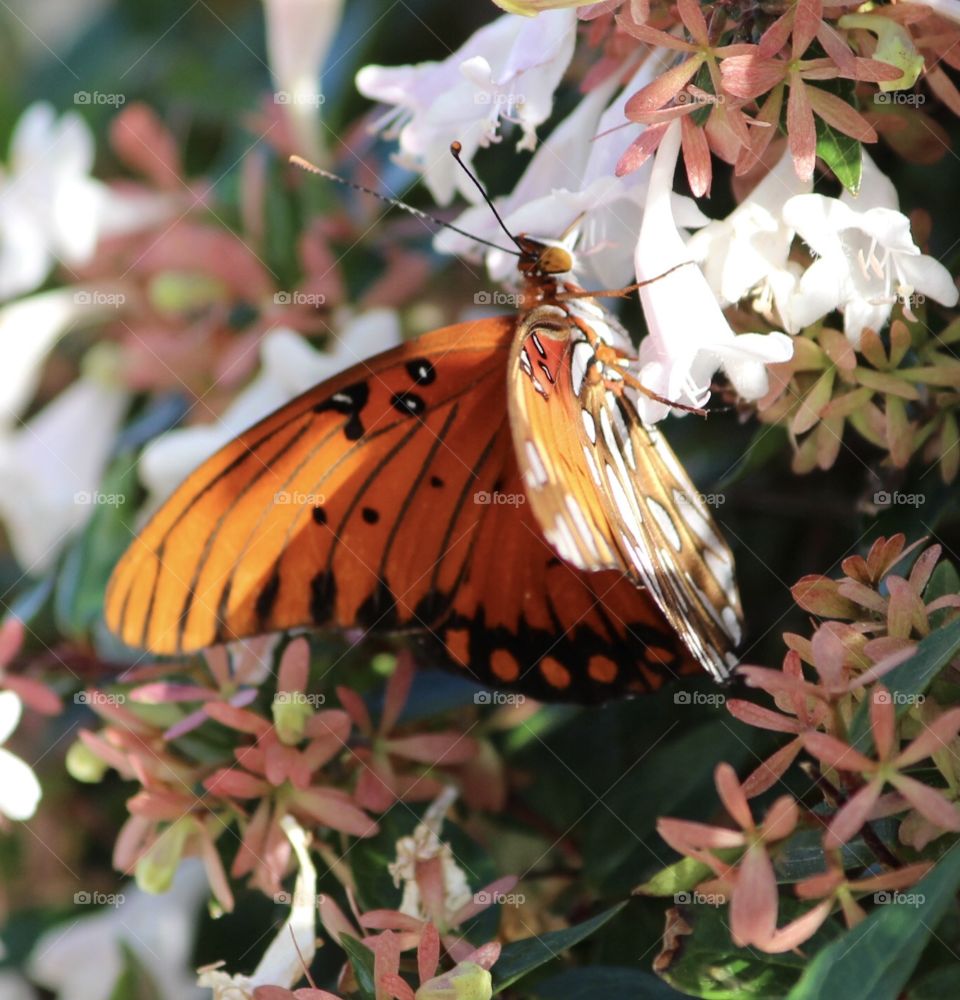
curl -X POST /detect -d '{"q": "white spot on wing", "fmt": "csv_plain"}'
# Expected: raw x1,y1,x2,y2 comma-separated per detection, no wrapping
722,606,742,644
647,498,682,552
580,409,597,444
525,440,549,487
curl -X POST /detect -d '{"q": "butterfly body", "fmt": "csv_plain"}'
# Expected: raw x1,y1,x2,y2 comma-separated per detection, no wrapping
106,238,742,702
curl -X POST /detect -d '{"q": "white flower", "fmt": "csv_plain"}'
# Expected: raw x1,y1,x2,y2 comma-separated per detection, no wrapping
389,787,472,921
139,309,401,507
783,151,959,347
0,348,129,572
264,0,343,158
27,859,207,1000
0,103,106,301
635,121,794,423
197,818,316,999
0,691,42,821
356,10,576,205
686,149,812,331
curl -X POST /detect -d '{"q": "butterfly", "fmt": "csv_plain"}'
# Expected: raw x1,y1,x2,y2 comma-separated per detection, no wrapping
105,152,743,703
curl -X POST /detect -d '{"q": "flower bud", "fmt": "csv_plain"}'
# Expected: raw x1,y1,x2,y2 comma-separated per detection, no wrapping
415,962,492,1000
838,15,924,92
65,740,108,783
135,818,193,894
272,693,313,745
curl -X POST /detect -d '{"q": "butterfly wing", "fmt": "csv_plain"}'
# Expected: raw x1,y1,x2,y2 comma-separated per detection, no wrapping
106,316,695,700
508,299,743,682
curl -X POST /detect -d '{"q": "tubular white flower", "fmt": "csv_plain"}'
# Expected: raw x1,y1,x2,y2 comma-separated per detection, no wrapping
436,57,708,290
356,10,576,204
635,121,793,423
263,0,343,159
139,309,401,507
0,349,129,572
0,103,105,301
197,818,316,998
28,860,207,1000
783,151,959,347
0,691,42,822
686,148,812,332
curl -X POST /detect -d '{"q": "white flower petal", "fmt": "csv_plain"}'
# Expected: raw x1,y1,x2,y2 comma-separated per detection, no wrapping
0,746,41,821
0,689,23,744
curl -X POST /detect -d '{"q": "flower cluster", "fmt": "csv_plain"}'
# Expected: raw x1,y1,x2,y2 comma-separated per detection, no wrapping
648,535,960,952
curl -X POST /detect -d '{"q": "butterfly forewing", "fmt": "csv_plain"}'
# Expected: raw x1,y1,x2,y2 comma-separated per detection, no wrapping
508,296,743,682
105,316,698,701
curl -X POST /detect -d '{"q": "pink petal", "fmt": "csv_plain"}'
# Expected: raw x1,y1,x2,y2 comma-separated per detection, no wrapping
418,923,440,984
742,739,804,798
453,875,518,923
336,685,372,734
714,763,754,831
291,788,379,837
204,701,272,736
677,0,709,43
278,637,310,694
730,845,778,947
657,817,746,853
616,123,669,175
758,9,794,58
626,58,703,117
805,86,876,142
720,55,786,100
787,74,816,182
381,652,414,736
760,796,799,842
870,686,897,760
385,732,477,765
1,675,62,715
896,708,960,767
726,700,804,735
793,0,822,56
755,899,833,953
204,769,270,799
681,116,712,196
802,732,874,772
890,774,960,831
129,682,218,704
109,103,182,188
824,780,883,849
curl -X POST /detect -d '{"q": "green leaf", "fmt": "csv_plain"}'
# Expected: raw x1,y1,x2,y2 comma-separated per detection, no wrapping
108,943,163,1000
533,966,685,999
816,117,862,193
786,846,960,1000
847,618,960,753
716,424,790,490
492,903,626,993
654,900,833,999
634,856,719,898
54,450,140,642
340,934,377,1000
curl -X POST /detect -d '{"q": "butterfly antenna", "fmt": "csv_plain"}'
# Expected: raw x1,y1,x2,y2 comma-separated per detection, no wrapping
289,155,521,257
449,141,527,255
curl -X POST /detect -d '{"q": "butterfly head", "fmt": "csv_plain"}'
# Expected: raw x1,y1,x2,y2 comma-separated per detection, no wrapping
516,235,576,280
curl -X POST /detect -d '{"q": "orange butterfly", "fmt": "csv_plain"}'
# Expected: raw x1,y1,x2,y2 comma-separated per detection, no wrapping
105,153,743,703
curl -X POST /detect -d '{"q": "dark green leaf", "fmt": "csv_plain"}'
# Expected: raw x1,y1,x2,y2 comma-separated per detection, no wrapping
340,934,376,1000
848,618,960,753
533,966,685,999
787,846,960,1000
815,116,862,193
492,903,626,993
